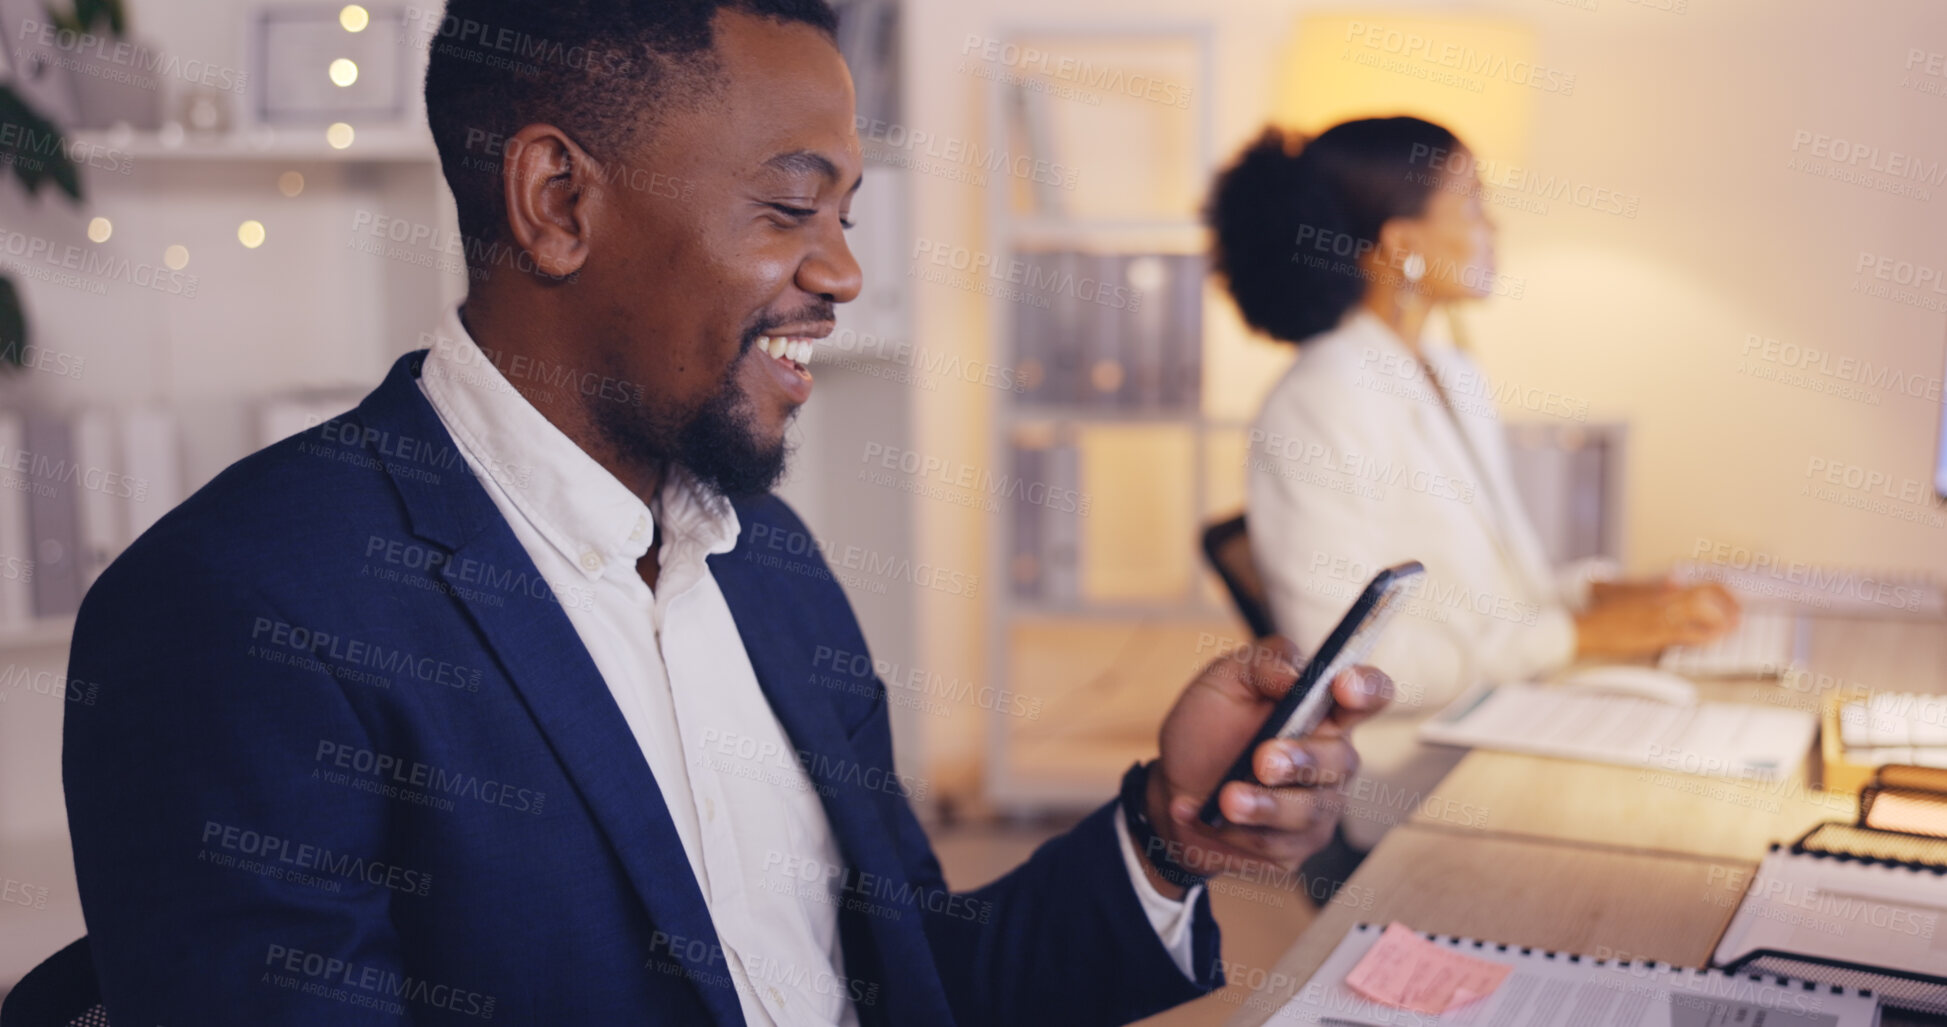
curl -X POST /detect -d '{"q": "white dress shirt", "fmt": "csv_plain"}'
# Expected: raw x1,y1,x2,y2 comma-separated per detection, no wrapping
1247,309,1610,849
414,308,1200,1024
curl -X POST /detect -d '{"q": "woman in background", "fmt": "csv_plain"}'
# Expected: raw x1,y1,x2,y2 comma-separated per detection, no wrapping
1205,117,1738,879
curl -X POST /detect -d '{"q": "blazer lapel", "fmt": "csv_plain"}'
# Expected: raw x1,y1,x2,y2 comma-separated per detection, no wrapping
710,539,957,1026
1419,348,1562,600
356,350,747,1027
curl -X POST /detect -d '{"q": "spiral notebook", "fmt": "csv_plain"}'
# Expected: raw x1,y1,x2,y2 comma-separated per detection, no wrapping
1711,842,1947,1015
1277,921,1881,1025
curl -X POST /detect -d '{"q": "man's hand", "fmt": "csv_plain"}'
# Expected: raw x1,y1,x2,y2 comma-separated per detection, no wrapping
1138,636,1391,898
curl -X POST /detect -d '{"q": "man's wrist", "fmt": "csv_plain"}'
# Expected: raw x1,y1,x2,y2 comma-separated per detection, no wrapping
1119,761,1211,899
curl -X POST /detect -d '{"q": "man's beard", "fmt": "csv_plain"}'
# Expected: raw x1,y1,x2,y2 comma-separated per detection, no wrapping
593,336,793,499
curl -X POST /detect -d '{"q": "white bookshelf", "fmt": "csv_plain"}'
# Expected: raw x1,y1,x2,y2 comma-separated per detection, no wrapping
73,125,438,164
979,24,1225,813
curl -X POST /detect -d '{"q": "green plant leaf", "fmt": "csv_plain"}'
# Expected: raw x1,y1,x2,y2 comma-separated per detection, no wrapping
0,85,83,203
0,277,27,374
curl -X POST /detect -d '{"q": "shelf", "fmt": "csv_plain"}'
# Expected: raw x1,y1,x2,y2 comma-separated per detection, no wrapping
1008,405,1205,425
1004,217,1205,253
75,126,439,165
0,616,75,650
1006,599,1227,621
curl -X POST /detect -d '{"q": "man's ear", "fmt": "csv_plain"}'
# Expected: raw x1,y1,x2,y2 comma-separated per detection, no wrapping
499,123,603,278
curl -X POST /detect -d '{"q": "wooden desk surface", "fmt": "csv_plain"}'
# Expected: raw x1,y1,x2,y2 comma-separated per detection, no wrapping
1412,744,1853,862
1214,614,1947,1027
1215,824,1748,1027
1409,613,1947,859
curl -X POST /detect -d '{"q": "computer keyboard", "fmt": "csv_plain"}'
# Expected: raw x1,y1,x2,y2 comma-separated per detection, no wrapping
1659,609,1807,678
1671,560,1944,618
1838,691,1947,769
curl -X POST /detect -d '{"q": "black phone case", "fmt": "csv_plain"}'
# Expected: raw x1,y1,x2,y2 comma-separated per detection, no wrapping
1195,561,1423,829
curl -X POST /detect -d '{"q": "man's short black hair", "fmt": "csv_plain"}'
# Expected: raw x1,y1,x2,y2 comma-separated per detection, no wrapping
423,0,840,252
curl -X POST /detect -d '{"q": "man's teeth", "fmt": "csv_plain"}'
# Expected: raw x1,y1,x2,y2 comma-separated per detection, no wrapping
761,336,815,365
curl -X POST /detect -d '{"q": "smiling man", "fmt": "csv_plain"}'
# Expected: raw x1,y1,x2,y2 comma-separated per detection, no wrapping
59,2,1388,1025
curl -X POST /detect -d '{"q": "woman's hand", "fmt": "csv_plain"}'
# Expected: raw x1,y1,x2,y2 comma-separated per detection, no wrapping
1574,583,1740,658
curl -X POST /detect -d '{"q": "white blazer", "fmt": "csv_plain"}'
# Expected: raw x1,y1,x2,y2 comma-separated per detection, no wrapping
1245,309,1605,849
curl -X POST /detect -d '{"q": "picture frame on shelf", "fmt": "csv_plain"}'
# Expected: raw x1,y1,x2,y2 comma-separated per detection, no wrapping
247,4,412,126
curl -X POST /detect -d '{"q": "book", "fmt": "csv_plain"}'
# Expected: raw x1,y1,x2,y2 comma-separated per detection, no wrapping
1277,920,1882,1025
1712,843,1947,1015
22,412,81,618
1419,682,1818,781
0,412,32,625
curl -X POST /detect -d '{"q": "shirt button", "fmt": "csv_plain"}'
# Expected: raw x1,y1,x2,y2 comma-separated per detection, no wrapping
630,516,648,541
580,550,602,572
704,797,716,822
767,984,785,1007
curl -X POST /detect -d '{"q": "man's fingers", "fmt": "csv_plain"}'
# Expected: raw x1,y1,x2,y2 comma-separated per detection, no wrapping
1217,779,1341,835
1327,666,1391,728
1252,736,1359,789
1214,635,1304,702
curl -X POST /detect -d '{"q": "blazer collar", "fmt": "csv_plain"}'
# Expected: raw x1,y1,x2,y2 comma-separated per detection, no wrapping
353,350,956,1024
353,349,748,1026
710,517,957,1026
1335,315,1556,599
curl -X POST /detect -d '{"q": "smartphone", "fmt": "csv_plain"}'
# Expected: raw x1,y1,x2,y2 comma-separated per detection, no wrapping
1197,560,1424,829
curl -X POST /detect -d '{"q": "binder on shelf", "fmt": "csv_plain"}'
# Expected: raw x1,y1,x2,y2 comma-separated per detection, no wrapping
0,412,33,626
1008,433,1047,599
1122,253,1166,410
1163,253,1203,410
120,406,182,543
1046,250,1087,406
70,407,122,588
1013,249,1204,414
22,412,82,619
1279,920,1882,1025
1040,437,1081,603
1012,258,1057,405
1082,252,1130,408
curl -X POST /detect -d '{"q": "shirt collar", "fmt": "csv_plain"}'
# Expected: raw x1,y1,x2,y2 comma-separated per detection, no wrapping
416,306,740,581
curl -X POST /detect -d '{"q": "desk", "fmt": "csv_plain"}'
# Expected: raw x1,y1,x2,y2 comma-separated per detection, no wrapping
1214,825,1747,1025
1218,613,1947,1027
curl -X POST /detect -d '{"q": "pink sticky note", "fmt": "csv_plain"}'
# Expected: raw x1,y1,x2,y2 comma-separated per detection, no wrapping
1343,922,1513,1014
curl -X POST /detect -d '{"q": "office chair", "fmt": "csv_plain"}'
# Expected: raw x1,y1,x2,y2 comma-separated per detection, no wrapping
1200,513,1276,639
1198,513,1367,904
0,937,106,1027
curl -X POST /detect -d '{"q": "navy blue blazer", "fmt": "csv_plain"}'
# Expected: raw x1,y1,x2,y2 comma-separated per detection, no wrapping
61,349,1222,1026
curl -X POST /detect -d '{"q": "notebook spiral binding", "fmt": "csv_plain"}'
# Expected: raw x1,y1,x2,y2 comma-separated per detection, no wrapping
1713,837,1947,1015
1787,826,1947,874
1346,923,1876,1000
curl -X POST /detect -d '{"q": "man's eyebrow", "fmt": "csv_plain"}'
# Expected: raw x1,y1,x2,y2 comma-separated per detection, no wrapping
763,149,864,194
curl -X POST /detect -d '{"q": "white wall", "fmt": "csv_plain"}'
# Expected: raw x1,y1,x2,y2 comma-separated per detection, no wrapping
901,0,1947,787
